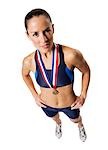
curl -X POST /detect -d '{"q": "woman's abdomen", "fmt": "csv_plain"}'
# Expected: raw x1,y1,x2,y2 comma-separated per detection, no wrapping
40,84,76,108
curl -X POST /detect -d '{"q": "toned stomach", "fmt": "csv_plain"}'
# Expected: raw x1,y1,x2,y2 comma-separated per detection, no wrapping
40,84,76,108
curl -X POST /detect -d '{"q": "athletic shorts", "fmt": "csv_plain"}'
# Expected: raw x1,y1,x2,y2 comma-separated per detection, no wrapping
41,104,80,119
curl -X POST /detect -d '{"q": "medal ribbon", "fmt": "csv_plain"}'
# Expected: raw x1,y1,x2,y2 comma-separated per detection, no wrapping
36,44,59,89
52,44,59,89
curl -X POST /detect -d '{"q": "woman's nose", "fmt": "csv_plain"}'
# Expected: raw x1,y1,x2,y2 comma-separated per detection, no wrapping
39,33,48,42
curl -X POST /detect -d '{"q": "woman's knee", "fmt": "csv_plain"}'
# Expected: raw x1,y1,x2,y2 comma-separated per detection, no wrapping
70,116,82,123
52,113,62,124
52,113,59,121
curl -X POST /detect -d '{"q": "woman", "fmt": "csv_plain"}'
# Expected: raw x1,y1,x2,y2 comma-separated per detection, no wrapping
22,8,90,142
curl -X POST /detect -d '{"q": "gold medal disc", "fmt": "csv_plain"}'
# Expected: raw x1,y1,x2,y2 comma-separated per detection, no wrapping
53,89,59,95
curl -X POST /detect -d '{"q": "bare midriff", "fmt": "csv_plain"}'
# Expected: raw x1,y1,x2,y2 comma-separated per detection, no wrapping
40,84,76,108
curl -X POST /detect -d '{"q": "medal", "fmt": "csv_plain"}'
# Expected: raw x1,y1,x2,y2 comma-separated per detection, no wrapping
36,43,59,94
53,89,59,95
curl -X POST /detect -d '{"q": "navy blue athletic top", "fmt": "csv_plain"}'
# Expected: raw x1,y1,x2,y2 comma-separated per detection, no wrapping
34,44,74,88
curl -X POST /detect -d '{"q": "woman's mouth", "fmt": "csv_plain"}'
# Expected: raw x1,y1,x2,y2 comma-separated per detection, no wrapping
41,43,50,49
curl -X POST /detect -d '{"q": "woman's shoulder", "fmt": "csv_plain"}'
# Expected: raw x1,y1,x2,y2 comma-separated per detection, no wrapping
22,51,36,72
61,44,82,58
61,44,78,54
23,51,35,62
60,44,83,67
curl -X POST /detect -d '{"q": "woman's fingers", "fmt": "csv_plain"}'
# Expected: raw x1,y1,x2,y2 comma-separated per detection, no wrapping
71,97,82,109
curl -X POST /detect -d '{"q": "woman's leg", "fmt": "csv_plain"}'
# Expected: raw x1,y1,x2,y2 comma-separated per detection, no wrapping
70,116,87,142
70,115,83,127
52,113,62,139
52,113,61,124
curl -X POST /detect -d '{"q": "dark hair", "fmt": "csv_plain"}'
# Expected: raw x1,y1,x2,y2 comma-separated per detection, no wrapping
24,8,52,33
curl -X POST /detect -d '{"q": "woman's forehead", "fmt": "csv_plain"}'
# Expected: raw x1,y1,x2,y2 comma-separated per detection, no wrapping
27,15,51,29
27,16,52,33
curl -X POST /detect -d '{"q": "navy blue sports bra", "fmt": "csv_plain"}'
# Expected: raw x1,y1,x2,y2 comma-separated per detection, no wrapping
34,44,74,88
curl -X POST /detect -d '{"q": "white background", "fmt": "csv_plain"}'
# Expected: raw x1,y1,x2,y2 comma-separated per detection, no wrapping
0,0,108,149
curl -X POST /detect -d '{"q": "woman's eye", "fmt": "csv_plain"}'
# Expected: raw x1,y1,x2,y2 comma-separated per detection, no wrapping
43,29,51,35
46,29,51,32
33,32,38,37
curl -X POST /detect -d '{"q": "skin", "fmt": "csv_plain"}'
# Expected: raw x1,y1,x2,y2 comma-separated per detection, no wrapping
22,15,90,126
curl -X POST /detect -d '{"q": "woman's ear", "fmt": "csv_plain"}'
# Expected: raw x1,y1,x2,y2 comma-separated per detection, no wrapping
25,31,31,40
52,24,54,33
25,31,28,36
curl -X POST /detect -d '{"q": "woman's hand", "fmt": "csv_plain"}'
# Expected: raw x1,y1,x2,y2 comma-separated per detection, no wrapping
35,95,47,108
71,95,85,110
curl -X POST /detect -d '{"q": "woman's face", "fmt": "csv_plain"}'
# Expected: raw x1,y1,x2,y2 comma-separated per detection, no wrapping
27,15,54,54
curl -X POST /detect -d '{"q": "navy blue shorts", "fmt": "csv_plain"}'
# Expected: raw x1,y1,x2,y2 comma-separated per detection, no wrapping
41,104,80,119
